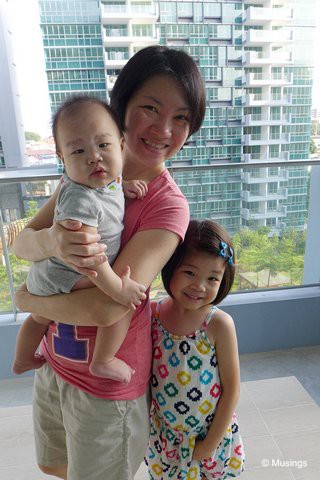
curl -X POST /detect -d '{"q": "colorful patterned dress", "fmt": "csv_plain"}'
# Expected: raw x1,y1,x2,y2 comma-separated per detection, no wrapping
146,301,245,479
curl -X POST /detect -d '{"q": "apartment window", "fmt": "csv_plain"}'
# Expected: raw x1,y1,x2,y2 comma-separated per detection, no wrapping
132,24,152,37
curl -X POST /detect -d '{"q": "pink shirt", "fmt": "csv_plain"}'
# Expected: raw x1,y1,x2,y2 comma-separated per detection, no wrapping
41,170,189,399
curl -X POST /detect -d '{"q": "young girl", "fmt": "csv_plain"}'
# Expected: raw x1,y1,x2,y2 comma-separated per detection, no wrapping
146,219,245,479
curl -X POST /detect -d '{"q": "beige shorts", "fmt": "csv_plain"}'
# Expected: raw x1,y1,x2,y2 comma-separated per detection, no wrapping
33,363,150,480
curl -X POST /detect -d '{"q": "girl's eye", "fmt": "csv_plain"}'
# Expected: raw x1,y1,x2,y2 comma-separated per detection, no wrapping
184,270,195,277
208,276,217,282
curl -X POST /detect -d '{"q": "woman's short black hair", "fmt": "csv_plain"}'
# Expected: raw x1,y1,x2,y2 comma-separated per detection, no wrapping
110,45,206,138
52,94,121,150
162,219,235,305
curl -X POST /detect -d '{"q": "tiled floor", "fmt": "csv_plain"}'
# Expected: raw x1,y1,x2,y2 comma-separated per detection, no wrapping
1,347,319,480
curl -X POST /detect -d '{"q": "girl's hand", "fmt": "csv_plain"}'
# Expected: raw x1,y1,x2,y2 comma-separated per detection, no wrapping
50,220,107,277
192,439,216,462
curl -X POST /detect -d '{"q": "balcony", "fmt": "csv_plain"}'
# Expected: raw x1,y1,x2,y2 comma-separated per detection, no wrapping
243,50,293,66
243,28,293,46
242,133,291,146
242,113,292,126
243,6,294,25
241,152,290,163
103,27,160,47
241,187,288,202
242,93,292,107
101,3,159,23
245,72,293,87
1,161,320,479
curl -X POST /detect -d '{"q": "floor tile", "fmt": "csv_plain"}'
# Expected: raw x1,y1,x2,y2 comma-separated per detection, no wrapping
274,429,320,462
290,459,320,480
240,465,293,480
260,404,320,435
244,376,316,410
240,435,284,469
236,409,269,438
237,383,258,414
0,464,50,480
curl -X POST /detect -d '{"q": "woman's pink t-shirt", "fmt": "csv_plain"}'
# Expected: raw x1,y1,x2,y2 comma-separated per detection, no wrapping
41,170,189,399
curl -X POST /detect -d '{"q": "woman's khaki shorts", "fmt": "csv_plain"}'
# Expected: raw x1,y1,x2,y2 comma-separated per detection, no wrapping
33,363,150,480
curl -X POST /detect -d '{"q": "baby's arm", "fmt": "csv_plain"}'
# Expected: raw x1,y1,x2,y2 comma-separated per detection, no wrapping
193,310,240,461
122,179,148,199
77,224,146,310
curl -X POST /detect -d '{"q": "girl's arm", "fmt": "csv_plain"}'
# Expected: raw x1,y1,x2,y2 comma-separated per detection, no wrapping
193,311,240,461
13,184,107,274
15,229,180,327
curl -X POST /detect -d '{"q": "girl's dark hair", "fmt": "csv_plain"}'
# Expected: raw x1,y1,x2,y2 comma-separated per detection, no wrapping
110,45,206,138
162,219,235,305
52,95,121,150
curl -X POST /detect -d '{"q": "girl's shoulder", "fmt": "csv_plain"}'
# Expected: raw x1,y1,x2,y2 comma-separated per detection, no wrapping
207,307,236,343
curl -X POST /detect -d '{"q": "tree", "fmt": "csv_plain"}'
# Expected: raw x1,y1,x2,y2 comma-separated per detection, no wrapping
310,139,318,154
25,131,41,142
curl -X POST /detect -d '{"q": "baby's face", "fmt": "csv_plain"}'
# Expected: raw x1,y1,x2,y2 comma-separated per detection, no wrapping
56,103,123,188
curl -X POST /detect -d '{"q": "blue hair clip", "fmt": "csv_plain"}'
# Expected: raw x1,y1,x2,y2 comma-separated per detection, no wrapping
218,241,234,266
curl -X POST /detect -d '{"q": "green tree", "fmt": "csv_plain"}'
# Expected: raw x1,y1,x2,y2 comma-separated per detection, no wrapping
25,200,39,218
25,131,41,142
310,138,318,154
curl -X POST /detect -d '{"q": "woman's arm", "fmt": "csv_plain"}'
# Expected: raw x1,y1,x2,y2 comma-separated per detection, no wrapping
15,229,180,326
193,311,240,461
13,184,107,273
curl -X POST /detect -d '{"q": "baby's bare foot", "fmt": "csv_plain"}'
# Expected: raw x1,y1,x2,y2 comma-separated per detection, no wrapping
12,353,46,375
89,357,135,383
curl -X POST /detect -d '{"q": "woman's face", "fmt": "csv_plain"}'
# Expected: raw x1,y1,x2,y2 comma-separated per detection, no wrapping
123,75,191,179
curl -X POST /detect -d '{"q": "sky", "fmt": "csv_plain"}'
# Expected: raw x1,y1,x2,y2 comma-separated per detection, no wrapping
7,0,320,138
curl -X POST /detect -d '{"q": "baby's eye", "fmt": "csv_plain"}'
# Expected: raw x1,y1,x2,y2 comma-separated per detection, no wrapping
99,142,110,148
72,148,84,155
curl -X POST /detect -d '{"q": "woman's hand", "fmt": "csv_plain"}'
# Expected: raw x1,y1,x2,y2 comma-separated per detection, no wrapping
50,220,107,277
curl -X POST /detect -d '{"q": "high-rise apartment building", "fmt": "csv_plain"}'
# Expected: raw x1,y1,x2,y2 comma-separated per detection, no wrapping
39,0,107,113
38,0,316,234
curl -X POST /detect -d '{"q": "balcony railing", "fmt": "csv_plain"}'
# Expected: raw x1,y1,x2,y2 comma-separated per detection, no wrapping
1,159,320,319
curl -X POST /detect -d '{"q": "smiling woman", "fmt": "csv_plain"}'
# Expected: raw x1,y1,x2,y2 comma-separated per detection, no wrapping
13,45,206,480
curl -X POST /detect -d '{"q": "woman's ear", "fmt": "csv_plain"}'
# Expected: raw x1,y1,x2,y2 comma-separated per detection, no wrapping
120,136,125,151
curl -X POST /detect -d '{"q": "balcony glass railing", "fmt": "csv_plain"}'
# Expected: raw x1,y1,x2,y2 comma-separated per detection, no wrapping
1,159,319,315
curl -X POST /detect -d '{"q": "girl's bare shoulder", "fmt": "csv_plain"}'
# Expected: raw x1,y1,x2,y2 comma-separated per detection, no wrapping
207,307,236,342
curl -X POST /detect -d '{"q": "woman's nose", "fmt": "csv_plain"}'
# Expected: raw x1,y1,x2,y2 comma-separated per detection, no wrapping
150,117,172,138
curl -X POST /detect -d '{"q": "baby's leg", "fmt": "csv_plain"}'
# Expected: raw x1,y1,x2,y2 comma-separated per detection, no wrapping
12,314,49,374
89,313,133,382
72,278,134,383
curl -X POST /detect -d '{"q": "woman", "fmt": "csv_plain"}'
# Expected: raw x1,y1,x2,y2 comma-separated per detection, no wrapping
14,45,206,480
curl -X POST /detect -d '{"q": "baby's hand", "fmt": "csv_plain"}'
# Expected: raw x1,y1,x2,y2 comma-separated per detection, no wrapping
119,266,146,310
192,439,215,462
123,180,148,199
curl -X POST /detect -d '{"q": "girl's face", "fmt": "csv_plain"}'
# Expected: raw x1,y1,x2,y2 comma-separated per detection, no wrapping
169,250,226,311
122,75,191,180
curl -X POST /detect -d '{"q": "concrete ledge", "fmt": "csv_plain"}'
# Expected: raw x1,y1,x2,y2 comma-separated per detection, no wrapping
0,287,320,379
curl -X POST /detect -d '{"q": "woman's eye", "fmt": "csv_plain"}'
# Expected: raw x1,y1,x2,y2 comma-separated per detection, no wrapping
143,105,157,113
176,115,189,122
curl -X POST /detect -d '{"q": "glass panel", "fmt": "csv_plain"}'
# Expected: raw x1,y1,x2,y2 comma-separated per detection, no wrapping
0,164,315,312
